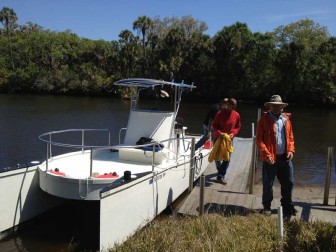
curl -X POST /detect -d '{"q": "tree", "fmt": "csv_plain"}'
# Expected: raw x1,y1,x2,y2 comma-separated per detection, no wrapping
212,22,253,97
273,19,329,51
0,7,18,72
0,7,18,35
273,19,330,103
132,16,153,58
118,30,140,77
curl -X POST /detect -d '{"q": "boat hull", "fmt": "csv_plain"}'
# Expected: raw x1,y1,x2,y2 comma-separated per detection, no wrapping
99,153,210,250
38,168,118,200
0,166,65,236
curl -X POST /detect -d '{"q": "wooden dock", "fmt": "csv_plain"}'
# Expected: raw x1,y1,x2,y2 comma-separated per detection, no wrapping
178,137,336,224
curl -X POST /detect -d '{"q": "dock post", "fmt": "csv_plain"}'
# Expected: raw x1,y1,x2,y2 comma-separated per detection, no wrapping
249,133,257,194
323,146,334,205
189,137,195,193
199,174,205,215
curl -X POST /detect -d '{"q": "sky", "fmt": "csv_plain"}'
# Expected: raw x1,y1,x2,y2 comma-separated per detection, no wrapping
1,0,335,41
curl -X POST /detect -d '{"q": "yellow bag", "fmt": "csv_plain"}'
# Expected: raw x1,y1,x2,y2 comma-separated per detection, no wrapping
208,133,234,162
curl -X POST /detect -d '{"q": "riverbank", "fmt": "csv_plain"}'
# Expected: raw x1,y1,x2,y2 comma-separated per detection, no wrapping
111,207,336,252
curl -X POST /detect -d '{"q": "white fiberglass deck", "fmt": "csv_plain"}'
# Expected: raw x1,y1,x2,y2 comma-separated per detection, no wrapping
42,148,186,179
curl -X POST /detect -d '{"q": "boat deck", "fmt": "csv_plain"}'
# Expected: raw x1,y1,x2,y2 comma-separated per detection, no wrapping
43,137,207,180
45,149,155,179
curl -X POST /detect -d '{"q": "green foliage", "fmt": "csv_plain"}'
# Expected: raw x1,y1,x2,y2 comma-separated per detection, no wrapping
0,6,335,106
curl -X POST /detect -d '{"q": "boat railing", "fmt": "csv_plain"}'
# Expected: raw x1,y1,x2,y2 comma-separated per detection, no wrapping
38,129,198,178
39,129,112,171
118,128,127,144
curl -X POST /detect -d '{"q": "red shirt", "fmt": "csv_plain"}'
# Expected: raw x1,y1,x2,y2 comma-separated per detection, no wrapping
212,109,241,139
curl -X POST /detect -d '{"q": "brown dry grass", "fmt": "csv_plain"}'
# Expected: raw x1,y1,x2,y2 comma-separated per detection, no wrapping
109,213,336,252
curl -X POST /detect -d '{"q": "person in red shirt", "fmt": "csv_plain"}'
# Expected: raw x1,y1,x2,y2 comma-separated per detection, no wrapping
212,98,241,184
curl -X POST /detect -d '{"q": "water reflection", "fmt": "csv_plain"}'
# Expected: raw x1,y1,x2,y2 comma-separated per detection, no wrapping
0,201,99,251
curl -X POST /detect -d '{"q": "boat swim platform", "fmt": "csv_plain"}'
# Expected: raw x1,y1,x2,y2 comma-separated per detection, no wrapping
178,137,336,224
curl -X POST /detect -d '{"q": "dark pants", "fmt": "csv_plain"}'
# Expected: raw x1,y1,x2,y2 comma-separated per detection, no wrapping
215,160,230,179
262,154,294,209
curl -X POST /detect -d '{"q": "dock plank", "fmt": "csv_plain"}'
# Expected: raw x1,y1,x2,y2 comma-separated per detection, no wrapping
179,137,254,215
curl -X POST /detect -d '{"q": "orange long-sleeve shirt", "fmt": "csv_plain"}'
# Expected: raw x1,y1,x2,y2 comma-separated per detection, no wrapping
256,112,295,162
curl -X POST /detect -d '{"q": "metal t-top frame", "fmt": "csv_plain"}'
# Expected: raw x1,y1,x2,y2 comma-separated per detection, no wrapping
114,78,196,116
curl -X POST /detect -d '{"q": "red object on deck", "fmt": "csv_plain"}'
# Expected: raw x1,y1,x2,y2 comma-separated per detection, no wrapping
204,140,212,149
49,171,66,176
96,174,119,178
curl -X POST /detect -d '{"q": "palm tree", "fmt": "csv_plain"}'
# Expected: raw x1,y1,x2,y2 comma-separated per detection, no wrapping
132,16,153,58
0,7,18,71
0,7,17,34
118,30,139,77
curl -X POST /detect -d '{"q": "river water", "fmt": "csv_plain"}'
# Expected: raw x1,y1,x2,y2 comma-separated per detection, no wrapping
0,94,335,251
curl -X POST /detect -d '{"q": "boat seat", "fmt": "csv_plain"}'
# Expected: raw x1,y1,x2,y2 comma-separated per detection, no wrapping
118,147,168,165
118,109,174,164
123,109,174,145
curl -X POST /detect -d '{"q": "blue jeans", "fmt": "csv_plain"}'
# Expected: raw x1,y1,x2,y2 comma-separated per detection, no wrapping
262,155,294,209
215,160,230,179
195,124,212,150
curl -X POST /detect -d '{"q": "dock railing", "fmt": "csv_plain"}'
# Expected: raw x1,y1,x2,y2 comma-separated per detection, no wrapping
323,146,335,205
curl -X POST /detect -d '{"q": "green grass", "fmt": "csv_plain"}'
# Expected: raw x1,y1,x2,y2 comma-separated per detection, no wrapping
109,213,336,252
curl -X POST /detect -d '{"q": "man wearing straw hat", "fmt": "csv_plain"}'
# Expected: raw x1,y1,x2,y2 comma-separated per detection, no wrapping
256,95,296,217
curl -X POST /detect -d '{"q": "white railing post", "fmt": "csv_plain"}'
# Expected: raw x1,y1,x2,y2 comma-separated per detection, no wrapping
278,206,284,240
90,147,93,177
82,130,85,153
46,142,49,171
49,133,52,159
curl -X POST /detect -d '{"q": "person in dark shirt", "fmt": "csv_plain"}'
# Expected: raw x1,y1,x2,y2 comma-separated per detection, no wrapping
195,98,228,150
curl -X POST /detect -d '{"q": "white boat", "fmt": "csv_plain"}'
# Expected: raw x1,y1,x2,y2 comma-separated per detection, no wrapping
34,78,211,250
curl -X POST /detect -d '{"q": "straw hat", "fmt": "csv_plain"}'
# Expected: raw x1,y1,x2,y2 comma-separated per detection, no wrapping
160,90,169,98
264,95,288,109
